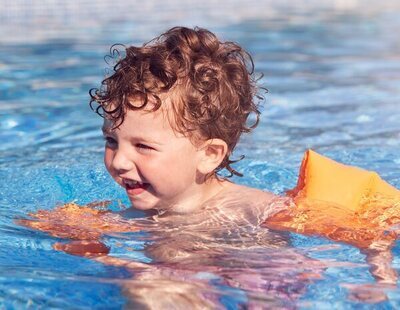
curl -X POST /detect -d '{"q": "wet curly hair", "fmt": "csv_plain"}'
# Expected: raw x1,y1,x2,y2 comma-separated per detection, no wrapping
89,26,263,177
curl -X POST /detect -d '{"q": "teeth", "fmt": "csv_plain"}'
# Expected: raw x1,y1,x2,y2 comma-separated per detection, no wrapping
124,179,141,187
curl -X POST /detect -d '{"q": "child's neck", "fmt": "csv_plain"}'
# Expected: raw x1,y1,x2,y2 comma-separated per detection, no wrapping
158,177,231,215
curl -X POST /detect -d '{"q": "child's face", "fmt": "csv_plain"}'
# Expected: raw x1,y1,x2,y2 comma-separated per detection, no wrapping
102,102,208,211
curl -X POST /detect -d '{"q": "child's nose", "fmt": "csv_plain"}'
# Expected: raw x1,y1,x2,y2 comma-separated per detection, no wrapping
111,149,135,173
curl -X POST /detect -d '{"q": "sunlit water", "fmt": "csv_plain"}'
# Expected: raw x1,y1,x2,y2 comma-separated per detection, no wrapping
1,1,400,308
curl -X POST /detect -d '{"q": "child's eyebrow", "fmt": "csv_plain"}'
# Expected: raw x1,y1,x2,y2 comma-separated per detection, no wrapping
101,126,164,145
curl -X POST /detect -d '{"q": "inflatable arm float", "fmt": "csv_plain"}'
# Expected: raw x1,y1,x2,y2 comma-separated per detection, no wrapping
265,150,400,249
17,202,140,256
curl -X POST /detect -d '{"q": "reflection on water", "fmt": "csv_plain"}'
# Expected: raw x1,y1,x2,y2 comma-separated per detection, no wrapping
19,199,327,309
1,0,400,308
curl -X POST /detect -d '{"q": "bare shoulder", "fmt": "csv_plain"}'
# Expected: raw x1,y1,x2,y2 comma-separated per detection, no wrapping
222,182,277,203
218,182,291,224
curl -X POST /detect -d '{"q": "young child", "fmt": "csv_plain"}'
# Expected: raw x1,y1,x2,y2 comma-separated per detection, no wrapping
89,25,286,218
19,26,399,306
21,26,295,256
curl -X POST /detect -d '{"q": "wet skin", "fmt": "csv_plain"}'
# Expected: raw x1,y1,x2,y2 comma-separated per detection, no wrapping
20,186,324,308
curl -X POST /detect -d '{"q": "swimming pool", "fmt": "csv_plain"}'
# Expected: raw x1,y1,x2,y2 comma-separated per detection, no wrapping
1,1,400,308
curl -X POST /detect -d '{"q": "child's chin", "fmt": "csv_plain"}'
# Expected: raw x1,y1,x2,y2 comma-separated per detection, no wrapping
128,197,158,211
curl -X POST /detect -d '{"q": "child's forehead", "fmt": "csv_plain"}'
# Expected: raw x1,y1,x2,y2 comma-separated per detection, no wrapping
101,90,190,139
102,102,175,131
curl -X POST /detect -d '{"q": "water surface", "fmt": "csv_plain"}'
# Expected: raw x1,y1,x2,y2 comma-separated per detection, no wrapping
1,1,400,308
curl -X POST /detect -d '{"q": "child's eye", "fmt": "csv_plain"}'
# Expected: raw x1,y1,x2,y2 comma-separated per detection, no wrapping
104,136,117,148
136,143,154,153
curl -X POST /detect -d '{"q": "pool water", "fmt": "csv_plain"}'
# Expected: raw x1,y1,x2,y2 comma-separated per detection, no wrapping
1,1,400,308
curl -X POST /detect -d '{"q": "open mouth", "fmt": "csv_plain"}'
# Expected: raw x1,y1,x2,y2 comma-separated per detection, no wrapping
123,179,150,195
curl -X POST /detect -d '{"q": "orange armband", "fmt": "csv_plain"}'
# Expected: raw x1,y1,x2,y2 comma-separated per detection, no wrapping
265,150,400,249
289,150,400,212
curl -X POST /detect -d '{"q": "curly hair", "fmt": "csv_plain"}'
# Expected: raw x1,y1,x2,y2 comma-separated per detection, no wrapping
89,26,263,177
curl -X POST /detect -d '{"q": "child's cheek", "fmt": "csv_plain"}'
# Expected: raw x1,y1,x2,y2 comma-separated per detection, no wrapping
145,156,172,183
103,148,115,175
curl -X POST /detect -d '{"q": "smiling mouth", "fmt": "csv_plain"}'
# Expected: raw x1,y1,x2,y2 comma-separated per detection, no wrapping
123,179,150,195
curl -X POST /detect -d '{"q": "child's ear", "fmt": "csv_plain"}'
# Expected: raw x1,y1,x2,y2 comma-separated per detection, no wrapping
197,139,228,175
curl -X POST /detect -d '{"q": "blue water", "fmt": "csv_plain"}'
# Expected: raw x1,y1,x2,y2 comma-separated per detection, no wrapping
1,1,400,308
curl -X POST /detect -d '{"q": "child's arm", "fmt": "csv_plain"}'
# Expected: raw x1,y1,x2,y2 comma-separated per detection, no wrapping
16,202,146,256
17,202,143,237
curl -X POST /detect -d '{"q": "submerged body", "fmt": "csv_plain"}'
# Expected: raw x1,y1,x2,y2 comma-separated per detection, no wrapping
21,188,320,308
